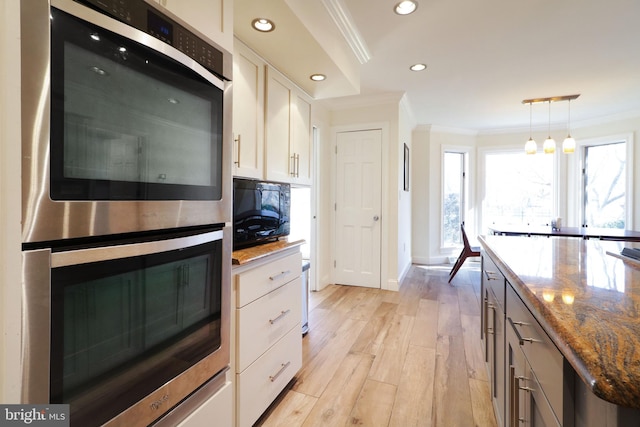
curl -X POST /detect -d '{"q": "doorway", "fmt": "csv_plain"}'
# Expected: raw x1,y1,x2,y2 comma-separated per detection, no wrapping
334,129,382,288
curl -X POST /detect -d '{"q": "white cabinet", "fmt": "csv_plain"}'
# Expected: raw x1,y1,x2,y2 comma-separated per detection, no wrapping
232,249,303,427
232,41,265,179
176,380,233,427
152,0,233,53
265,67,312,185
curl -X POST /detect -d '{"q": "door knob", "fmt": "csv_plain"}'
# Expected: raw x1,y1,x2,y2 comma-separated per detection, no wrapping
373,215,380,221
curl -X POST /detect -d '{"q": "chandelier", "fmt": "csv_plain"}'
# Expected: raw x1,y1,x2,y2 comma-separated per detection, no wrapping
522,94,580,154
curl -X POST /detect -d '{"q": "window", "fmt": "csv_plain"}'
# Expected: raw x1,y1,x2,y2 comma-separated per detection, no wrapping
443,151,465,246
582,141,626,228
482,151,554,231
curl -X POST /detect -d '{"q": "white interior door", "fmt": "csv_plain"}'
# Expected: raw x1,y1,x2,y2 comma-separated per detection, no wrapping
335,129,382,288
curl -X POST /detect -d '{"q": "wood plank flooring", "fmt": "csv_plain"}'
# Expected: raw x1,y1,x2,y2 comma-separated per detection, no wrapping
256,262,497,427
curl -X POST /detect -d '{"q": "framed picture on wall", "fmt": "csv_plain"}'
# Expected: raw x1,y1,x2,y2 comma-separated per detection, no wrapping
403,143,410,191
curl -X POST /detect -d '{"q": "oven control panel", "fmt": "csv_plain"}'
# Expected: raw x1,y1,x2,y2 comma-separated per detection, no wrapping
75,0,225,79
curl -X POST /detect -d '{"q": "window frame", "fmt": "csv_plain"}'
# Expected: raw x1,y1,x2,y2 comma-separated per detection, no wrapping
441,147,470,249
478,147,558,234
573,133,634,229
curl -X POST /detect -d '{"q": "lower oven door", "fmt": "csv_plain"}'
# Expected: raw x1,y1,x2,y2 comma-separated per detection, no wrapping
22,227,230,427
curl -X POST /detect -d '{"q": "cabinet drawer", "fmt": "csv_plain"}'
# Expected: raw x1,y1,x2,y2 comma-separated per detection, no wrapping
236,325,302,427
236,251,302,307
236,278,302,372
482,254,505,310
175,381,232,427
506,283,566,423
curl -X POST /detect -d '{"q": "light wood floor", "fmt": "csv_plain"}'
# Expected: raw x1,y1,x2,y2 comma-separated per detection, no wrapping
256,262,498,427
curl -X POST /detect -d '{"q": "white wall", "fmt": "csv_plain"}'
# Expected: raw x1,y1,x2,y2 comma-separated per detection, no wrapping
1,0,23,403
412,126,477,265
411,126,431,264
311,101,332,291
397,99,413,282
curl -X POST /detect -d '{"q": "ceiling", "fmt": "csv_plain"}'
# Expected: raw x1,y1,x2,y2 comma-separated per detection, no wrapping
233,0,640,133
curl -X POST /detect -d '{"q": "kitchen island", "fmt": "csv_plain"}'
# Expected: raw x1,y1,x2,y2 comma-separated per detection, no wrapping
479,235,640,426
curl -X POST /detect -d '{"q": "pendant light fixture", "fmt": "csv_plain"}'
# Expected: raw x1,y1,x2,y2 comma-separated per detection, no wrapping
562,99,576,153
524,101,537,154
543,101,556,154
522,94,580,155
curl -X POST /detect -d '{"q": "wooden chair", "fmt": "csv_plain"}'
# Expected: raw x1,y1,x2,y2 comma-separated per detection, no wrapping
449,224,480,283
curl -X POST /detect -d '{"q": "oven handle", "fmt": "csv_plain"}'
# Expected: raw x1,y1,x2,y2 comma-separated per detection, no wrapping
52,229,224,268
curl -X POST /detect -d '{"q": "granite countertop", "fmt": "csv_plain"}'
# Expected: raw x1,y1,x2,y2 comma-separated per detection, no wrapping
232,239,305,265
479,235,640,409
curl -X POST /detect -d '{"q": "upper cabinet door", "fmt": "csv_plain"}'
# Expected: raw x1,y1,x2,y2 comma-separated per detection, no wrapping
265,67,312,185
265,67,293,183
232,41,265,179
153,0,233,53
291,93,312,185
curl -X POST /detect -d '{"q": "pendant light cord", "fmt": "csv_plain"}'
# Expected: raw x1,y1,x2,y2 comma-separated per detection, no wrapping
567,100,571,136
548,100,551,138
529,102,533,138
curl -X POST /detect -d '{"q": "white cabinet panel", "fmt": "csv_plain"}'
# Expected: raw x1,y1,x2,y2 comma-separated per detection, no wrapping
176,380,233,427
232,41,264,179
232,246,303,427
236,278,302,372
265,69,292,183
291,93,312,185
236,325,302,427
236,251,302,307
265,67,312,185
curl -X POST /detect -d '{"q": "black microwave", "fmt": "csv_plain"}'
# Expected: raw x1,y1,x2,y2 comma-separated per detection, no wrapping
233,178,290,250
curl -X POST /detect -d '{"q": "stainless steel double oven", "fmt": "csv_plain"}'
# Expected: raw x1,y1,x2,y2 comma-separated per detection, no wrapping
20,0,232,425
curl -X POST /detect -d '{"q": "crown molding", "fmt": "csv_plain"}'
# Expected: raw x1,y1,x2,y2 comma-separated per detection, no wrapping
321,0,371,64
324,92,405,110
430,125,478,136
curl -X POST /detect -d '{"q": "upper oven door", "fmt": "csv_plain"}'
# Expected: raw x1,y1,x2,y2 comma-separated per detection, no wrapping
21,0,232,244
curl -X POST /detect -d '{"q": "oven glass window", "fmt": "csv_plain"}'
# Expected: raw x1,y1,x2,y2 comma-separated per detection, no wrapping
50,239,222,426
50,7,224,200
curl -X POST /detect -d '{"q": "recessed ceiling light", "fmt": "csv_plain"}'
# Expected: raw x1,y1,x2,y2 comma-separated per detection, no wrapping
90,33,100,41
310,74,326,81
394,1,418,15
410,63,427,71
252,18,275,32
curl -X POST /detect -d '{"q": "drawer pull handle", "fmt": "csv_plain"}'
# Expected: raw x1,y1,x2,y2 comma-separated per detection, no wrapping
510,366,518,427
484,270,499,281
512,320,530,326
269,361,291,382
508,317,541,346
269,309,291,325
519,386,535,392
269,270,291,281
